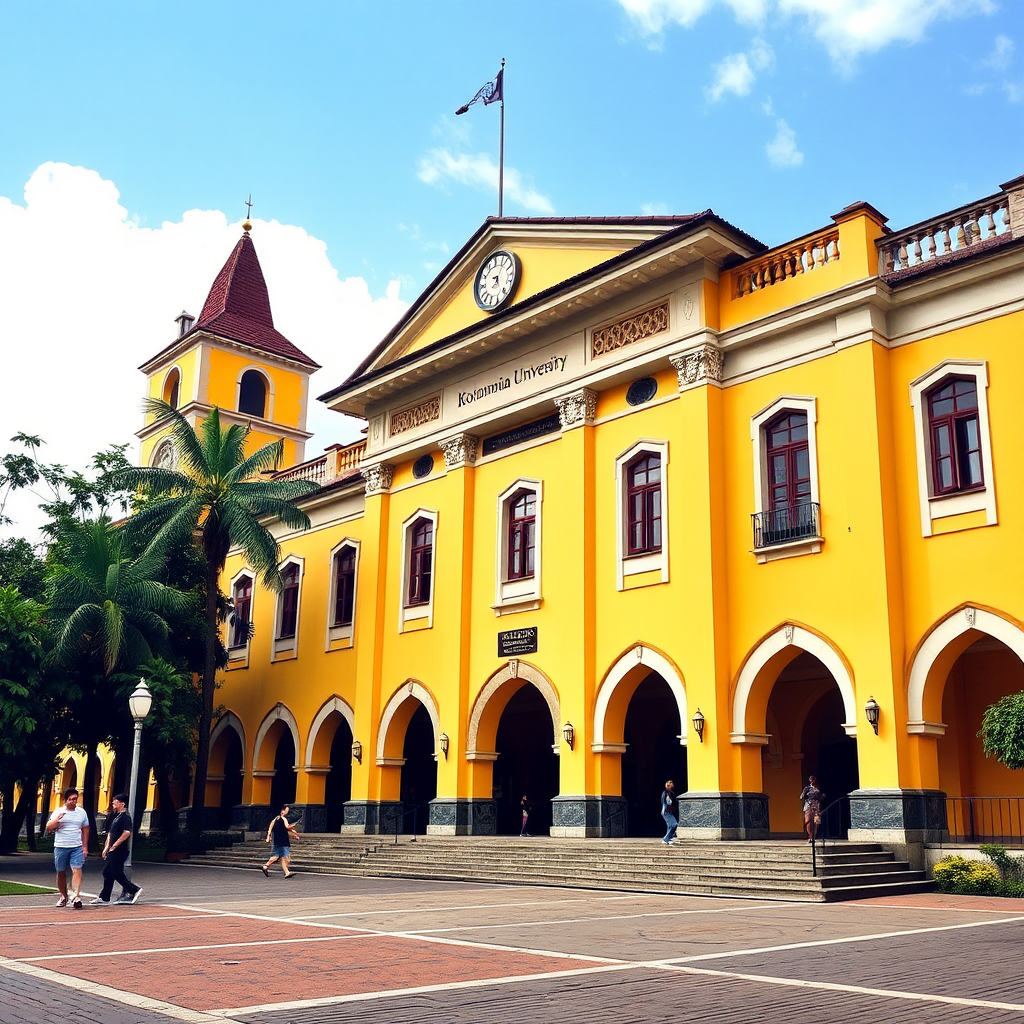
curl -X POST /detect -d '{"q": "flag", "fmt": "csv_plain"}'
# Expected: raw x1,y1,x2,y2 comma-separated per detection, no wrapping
455,69,503,115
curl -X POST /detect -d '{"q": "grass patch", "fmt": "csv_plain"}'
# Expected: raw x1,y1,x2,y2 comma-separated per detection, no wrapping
0,881,56,896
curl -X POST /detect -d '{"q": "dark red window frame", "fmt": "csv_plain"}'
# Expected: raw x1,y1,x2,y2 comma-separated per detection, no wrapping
765,411,811,511
407,519,433,606
626,453,662,556
230,575,252,648
507,490,537,580
926,377,983,496
278,563,300,638
333,547,356,626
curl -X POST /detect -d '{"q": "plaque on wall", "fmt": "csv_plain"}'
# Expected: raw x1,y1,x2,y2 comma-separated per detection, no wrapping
498,627,538,657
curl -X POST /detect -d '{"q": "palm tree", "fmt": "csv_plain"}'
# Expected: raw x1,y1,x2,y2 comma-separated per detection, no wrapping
115,399,318,828
46,519,192,837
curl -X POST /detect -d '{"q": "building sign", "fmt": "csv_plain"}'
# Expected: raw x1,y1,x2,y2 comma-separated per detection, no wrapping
482,413,561,456
443,333,585,419
498,627,538,657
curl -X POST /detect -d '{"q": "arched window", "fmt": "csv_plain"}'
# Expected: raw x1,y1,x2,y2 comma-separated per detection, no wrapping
333,547,356,626
507,490,537,580
407,518,433,606
927,377,982,495
626,453,662,555
238,370,268,418
765,411,810,512
277,563,300,639
163,368,180,410
230,575,253,649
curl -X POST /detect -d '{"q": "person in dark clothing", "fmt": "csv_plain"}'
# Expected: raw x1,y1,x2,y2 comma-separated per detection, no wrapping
261,804,299,878
519,795,531,837
90,794,142,905
660,780,678,845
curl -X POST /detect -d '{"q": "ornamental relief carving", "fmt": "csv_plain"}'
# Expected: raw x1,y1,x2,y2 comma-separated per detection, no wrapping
669,345,724,388
439,433,479,469
591,302,669,358
389,395,441,437
554,387,597,428
362,462,394,495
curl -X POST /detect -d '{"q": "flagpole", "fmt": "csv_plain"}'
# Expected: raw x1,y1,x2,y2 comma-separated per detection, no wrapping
498,58,505,218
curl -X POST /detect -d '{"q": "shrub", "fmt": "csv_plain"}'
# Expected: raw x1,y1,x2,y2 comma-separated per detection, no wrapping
980,844,1024,884
933,855,1001,895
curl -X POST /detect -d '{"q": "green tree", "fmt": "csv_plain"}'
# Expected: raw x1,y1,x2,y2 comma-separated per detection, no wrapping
980,692,1024,770
0,538,46,600
115,400,317,829
45,520,191,838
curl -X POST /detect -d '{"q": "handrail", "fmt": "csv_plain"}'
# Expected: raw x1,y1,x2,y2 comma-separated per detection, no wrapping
394,801,432,845
811,794,849,876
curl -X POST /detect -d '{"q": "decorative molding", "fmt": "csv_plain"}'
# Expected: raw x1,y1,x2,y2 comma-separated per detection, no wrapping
363,463,394,495
439,433,479,469
964,606,976,627
389,395,440,437
554,387,597,429
784,624,795,644
669,344,724,388
591,302,669,358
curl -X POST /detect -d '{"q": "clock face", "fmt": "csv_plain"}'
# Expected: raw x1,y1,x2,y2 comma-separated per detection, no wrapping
474,250,521,312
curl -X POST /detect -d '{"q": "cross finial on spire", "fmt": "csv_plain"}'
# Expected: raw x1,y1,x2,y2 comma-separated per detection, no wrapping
245,194,254,219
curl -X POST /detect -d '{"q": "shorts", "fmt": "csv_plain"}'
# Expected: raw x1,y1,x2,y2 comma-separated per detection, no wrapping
272,845,290,859
54,846,85,872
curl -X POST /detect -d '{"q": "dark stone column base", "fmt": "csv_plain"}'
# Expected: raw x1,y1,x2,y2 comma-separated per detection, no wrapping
550,796,627,838
427,798,497,835
340,800,402,835
283,803,327,833
848,789,948,868
676,791,770,840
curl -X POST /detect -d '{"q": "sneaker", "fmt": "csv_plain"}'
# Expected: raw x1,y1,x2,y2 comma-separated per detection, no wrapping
260,865,269,877
128,888,143,905
88,897,111,906
55,895,68,908
71,897,83,909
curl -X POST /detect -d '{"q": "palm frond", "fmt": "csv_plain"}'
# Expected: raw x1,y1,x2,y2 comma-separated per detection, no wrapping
227,437,286,483
142,398,209,476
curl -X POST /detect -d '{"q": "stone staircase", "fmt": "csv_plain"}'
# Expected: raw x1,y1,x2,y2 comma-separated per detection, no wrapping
188,835,934,902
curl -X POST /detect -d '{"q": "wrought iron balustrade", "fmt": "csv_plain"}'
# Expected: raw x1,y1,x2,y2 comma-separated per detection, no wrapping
944,797,1024,845
752,502,820,549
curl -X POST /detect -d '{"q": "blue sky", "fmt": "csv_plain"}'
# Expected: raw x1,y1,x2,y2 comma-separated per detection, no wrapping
0,0,1021,534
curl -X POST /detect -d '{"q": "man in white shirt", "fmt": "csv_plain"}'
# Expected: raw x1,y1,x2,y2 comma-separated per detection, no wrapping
46,788,90,909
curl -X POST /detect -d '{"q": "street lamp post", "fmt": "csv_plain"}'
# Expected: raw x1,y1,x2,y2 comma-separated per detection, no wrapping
125,679,153,871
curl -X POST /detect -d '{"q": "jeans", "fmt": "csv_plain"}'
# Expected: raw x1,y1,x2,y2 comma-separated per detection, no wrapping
662,813,678,843
100,852,139,901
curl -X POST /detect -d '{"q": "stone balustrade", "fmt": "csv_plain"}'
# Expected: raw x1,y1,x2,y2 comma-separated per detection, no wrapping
734,228,840,297
273,440,366,485
877,193,1011,276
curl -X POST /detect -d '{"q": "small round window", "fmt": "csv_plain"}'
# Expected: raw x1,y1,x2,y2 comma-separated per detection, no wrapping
626,376,658,406
412,455,434,479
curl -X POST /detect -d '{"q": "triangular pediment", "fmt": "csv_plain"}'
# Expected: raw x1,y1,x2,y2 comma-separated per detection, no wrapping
359,216,707,376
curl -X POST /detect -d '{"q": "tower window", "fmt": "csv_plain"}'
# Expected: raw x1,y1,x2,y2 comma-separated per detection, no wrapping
239,370,268,418
163,368,181,410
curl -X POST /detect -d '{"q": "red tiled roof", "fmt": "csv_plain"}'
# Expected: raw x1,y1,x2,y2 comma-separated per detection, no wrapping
141,233,320,370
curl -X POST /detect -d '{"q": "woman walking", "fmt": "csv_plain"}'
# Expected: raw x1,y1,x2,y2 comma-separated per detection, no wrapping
660,780,678,845
799,776,824,843
261,804,299,878
519,795,531,837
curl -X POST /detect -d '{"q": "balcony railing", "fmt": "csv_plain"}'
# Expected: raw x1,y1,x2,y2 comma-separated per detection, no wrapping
752,502,820,549
944,797,1024,845
734,227,840,298
273,440,366,486
877,191,1012,276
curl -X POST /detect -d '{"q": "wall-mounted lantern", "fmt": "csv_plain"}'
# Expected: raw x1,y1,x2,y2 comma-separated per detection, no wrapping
439,732,450,759
691,708,706,743
864,697,880,735
351,739,363,764
562,722,575,751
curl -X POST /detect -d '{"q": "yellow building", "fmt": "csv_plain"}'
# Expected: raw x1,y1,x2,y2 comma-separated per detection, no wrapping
143,175,1024,863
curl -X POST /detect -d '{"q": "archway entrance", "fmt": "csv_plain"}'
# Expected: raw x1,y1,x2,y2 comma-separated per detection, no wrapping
937,636,1024,839
762,652,858,837
325,718,353,833
220,732,243,822
269,729,296,810
493,684,558,835
400,704,437,834
621,672,687,837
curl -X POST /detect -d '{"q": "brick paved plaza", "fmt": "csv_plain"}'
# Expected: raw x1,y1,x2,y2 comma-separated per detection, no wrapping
1,850,1023,1023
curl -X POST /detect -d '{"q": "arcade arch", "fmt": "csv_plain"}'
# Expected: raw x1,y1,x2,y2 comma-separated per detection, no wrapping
306,697,355,832
209,712,246,823
253,703,300,809
378,681,440,831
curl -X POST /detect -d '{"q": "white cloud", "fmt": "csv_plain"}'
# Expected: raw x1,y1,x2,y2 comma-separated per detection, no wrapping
1006,80,1023,103
617,0,994,63
765,119,804,166
417,149,555,214
640,201,672,215
706,38,775,100
983,34,1015,71
0,163,407,537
